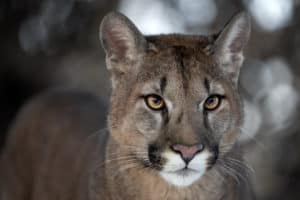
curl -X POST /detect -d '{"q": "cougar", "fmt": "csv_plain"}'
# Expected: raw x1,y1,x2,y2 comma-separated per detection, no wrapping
0,11,253,200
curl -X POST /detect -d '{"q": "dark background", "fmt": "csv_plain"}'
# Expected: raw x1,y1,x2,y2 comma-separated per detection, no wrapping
0,0,300,199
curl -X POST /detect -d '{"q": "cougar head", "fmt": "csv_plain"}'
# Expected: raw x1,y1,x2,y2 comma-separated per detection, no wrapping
100,11,250,187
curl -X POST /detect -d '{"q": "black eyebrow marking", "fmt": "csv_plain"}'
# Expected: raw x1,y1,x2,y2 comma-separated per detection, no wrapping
204,78,210,93
203,110,209,129
162,108,169,124
177,112,183,123
160,76,167,94
174,47,189,93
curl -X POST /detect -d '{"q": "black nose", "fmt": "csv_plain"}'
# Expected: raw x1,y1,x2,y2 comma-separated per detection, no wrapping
171,143,205,164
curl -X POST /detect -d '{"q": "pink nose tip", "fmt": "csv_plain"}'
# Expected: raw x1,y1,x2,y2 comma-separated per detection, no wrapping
171,144,204,163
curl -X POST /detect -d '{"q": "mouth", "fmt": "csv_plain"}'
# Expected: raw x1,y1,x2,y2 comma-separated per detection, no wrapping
160,167,206,187
163,166,200,175
175,167,197,175
175,167,198,174
165,167,203,179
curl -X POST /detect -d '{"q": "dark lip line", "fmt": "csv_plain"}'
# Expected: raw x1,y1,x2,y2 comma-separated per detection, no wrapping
163,168,200,174
178,168,199,173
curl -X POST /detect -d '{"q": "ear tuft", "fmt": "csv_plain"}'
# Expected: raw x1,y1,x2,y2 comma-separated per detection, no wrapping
99,12,146,64
213,12,251,83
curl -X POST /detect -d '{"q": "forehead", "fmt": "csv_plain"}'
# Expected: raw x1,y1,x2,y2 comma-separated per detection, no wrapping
137,34,220,88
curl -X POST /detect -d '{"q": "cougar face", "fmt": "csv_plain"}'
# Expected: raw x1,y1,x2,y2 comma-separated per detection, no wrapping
100,12,250,187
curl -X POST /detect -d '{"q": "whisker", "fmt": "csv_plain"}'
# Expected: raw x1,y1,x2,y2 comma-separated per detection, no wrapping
111,163,141,178
217,164,241,186
94,155,144,169
224,157,255,175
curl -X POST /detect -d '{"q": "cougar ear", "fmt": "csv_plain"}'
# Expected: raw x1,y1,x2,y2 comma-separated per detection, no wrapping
213,12,251,83
100,12,147,72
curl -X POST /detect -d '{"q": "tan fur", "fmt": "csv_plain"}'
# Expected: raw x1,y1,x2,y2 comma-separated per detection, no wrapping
0,12,253,200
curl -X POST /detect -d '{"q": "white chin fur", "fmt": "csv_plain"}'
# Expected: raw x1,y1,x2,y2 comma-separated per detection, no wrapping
159,151,210,187
160,170,204,187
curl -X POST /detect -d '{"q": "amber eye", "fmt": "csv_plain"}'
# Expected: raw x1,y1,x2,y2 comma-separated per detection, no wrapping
145,95,165,110
204,95,222,111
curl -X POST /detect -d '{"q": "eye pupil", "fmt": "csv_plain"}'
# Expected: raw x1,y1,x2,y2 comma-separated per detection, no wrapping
152,97,160,104
207,97,215,104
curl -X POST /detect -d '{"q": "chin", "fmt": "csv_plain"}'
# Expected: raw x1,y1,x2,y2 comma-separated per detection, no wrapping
160,169,205,187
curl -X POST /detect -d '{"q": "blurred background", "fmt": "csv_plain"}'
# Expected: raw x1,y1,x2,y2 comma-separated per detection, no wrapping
0,0,300,199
